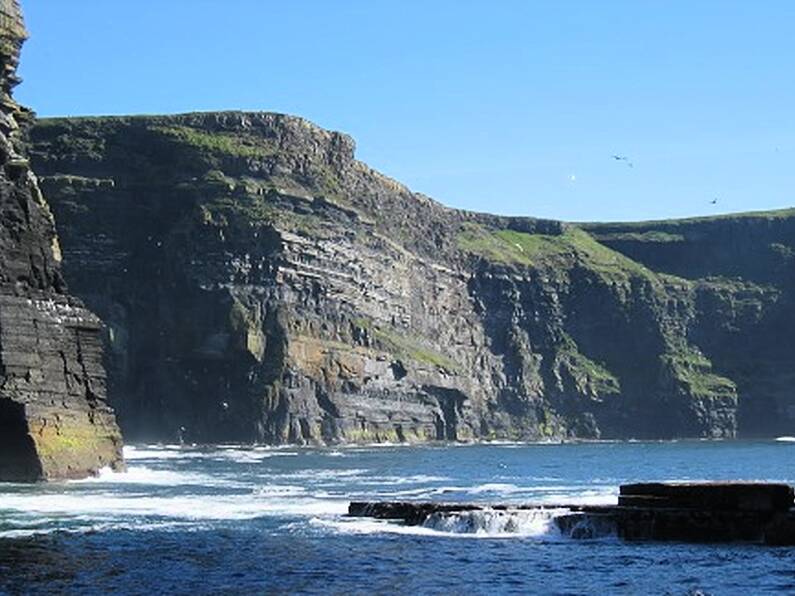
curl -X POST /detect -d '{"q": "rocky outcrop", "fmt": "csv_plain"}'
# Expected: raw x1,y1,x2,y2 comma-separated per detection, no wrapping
28,111,794,444
0,1,123,481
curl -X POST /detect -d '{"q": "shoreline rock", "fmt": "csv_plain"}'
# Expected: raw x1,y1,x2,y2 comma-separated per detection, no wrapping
349,482,795,545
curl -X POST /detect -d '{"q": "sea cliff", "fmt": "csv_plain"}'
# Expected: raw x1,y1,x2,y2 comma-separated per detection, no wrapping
27,111,793,444
0,0,123,480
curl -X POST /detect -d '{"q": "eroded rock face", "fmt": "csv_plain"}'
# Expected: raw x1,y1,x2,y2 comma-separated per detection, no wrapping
0,0,123,481
27,111,793,444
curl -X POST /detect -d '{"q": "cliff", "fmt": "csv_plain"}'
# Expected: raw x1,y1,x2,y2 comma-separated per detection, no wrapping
0,1,123,480
27,111,794,443
584,214,795,436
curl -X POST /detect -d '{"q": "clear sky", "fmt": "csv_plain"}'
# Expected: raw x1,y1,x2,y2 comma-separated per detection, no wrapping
17,1,795,222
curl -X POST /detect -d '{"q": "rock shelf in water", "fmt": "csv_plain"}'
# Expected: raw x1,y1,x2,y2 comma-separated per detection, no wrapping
348,482,795,545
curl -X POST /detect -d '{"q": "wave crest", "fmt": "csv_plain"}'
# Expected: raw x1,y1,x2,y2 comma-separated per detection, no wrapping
422,507,567,537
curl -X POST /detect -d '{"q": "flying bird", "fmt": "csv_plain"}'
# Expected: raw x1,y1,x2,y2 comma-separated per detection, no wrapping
710,198,718,205
611,154,634,168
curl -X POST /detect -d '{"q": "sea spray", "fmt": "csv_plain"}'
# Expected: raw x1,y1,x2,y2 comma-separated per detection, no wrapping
421,508,568,537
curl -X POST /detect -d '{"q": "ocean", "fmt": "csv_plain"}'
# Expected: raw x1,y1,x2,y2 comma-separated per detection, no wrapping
1,441,794,594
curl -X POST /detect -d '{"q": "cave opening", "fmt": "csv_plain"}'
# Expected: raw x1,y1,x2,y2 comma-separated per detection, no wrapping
0,398,42,482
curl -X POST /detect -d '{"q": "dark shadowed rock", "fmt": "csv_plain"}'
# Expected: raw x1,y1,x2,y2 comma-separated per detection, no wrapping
619,481,794,512
0,0,123,481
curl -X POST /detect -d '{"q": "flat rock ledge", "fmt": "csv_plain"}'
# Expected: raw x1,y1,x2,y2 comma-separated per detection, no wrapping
349,482,795,545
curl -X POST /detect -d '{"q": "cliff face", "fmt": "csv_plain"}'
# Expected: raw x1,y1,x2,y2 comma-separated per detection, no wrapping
28,111,792,443
0,1,123,480
585,215,795,437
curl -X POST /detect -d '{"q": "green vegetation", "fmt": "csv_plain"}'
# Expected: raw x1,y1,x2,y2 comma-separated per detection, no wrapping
558,334,621,395
663,345,736,399
583,207,795,230
151,125,277,159
356,318,459,372
198,193,278,226
593,231,685,243
189,171,327,235
35,129,107,162
457,224,659,283
34,428,99,461
313,164,345,201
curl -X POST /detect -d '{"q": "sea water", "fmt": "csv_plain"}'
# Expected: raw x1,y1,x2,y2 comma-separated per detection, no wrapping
1,441,794,594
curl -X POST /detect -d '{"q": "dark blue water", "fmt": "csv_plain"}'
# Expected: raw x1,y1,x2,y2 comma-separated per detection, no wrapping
1,441,794,594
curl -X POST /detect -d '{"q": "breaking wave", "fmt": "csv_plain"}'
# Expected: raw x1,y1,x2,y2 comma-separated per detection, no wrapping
422,507,566,536
314,507,581,539
123,445,298,462
69,465,220,487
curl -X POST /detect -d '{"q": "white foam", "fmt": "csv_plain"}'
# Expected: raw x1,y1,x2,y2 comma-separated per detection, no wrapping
380,483,616,503
423,507,567,537
312,517,464,537
361,474,451,486
279,468,369,481
254,485,308,497
0,520,191,540
212,450,298,463
122,446,298,462
123,447,204,460
68,466,219,487
465,483,524,494
0,492,347,521
314,507,569,539
533,489,618,506
775,436,795,442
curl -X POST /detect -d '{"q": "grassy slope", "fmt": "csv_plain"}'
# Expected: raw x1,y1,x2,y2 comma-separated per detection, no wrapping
456,222,739,402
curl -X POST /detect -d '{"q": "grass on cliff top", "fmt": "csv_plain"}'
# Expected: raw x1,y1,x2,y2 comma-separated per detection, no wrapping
591,231,685,243
583,207,795,232
151,125,277,159
458,224,658,282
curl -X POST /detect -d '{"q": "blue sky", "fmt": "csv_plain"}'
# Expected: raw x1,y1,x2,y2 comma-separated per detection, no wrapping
17,1,795,222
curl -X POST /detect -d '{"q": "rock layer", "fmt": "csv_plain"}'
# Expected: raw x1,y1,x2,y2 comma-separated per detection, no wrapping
28,111,795,444
0,0,123,480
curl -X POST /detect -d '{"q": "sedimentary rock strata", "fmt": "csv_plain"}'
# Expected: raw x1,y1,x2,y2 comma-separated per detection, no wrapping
0,0,123,481
28,111,794,444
